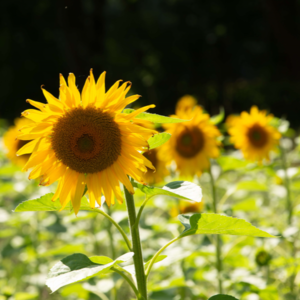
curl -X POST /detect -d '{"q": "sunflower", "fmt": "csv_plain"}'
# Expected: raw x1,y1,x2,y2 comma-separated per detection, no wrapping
227,106,281,162
170,200,204,218
176,95,197,112
158,102,221,177
142,148,169,185
18,70,157,214
3,118,33,167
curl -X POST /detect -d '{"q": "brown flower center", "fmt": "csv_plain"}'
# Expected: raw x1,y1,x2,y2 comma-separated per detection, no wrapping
176,127,204,158
51,106,122,173
247,124,268,148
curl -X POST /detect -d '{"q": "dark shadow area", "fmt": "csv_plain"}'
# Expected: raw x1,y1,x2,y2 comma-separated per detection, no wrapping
1,0,300,126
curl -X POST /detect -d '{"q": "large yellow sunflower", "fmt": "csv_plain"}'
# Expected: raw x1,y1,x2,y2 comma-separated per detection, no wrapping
158,102,221,177
17,70,157,214
227,106,281,162
3,118,33,167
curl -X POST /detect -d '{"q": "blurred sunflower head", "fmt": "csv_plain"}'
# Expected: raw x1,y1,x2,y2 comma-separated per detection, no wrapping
176,95,197,113
158,102,222,177
18,70,157,214
3,118,33,167
142,148,169,185
170,199,204,218
227,106,281,163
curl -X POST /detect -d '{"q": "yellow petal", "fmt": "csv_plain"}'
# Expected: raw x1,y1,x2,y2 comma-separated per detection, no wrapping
71,173,86,215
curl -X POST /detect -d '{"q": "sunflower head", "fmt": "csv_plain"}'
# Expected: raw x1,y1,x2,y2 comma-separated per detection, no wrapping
142,148,169,185
159,102,221,178
227,106,281,163
170,199,204,218
176,95,197,113
18,70,157,214
3,118,33,167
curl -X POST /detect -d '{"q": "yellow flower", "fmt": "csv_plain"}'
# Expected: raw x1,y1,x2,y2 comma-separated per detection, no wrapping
170,200,204,218
18,70,157,214
142,148,169,185
176,95,197,112
227,106,281,162
3,118,33,167
159,103,221,177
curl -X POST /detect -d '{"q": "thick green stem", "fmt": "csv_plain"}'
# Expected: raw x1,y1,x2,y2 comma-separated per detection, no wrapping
123,186,147,300
280,146,293,225
208,166,223,294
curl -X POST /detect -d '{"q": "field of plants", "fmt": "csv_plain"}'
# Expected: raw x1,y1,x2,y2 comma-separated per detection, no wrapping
0,74,299,300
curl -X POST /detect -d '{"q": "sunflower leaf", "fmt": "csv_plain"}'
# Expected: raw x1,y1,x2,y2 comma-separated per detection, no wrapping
208,295,239,300
132,181,202,202
210,107,225,125
14,193,93,212
123,109,188,123
178,213,276,238
148,132,171,150
46,252,134,292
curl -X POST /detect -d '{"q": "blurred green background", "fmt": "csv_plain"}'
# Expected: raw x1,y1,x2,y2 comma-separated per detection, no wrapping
1,0,300,125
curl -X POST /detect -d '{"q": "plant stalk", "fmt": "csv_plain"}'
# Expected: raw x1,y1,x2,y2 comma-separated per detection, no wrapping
280,146,293,225
123,185,147,300
209,166,223,294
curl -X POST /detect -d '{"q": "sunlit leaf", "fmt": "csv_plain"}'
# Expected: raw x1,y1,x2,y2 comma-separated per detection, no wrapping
46,252,134,292
208,295,238,300
39,245,85,257
123,109,188,123
210,107,225,125
14,193,93,212
14,293,38,300
232,198,258,212
217,156,249,172
236,181,268,191
148,132,171,150
178,213,275,238
133,181,202,202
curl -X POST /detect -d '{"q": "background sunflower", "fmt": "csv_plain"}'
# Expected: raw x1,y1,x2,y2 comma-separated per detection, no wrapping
158,99,222,178
227,106,281,163
3,118,33,167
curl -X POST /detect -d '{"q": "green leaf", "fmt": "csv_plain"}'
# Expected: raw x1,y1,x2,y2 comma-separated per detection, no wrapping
132,181,202,202
46,252,134,292
89,256,114,265
236,181,268,191
210,107,225,125
208,295,238,300
123,109,188,124
147,132,171,150
217,156,249,172
178,213,275,238
14,193,94,212
39,245,85,258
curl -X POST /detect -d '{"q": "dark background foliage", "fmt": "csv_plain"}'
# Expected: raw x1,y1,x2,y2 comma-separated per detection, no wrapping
1,0,300,126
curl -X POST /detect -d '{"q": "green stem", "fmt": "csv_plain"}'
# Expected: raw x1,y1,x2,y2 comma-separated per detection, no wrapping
94,208,132,251
280,146,293,225
145,237,180,277
111,267,140,299
123,186,147,300
208,166,223,294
